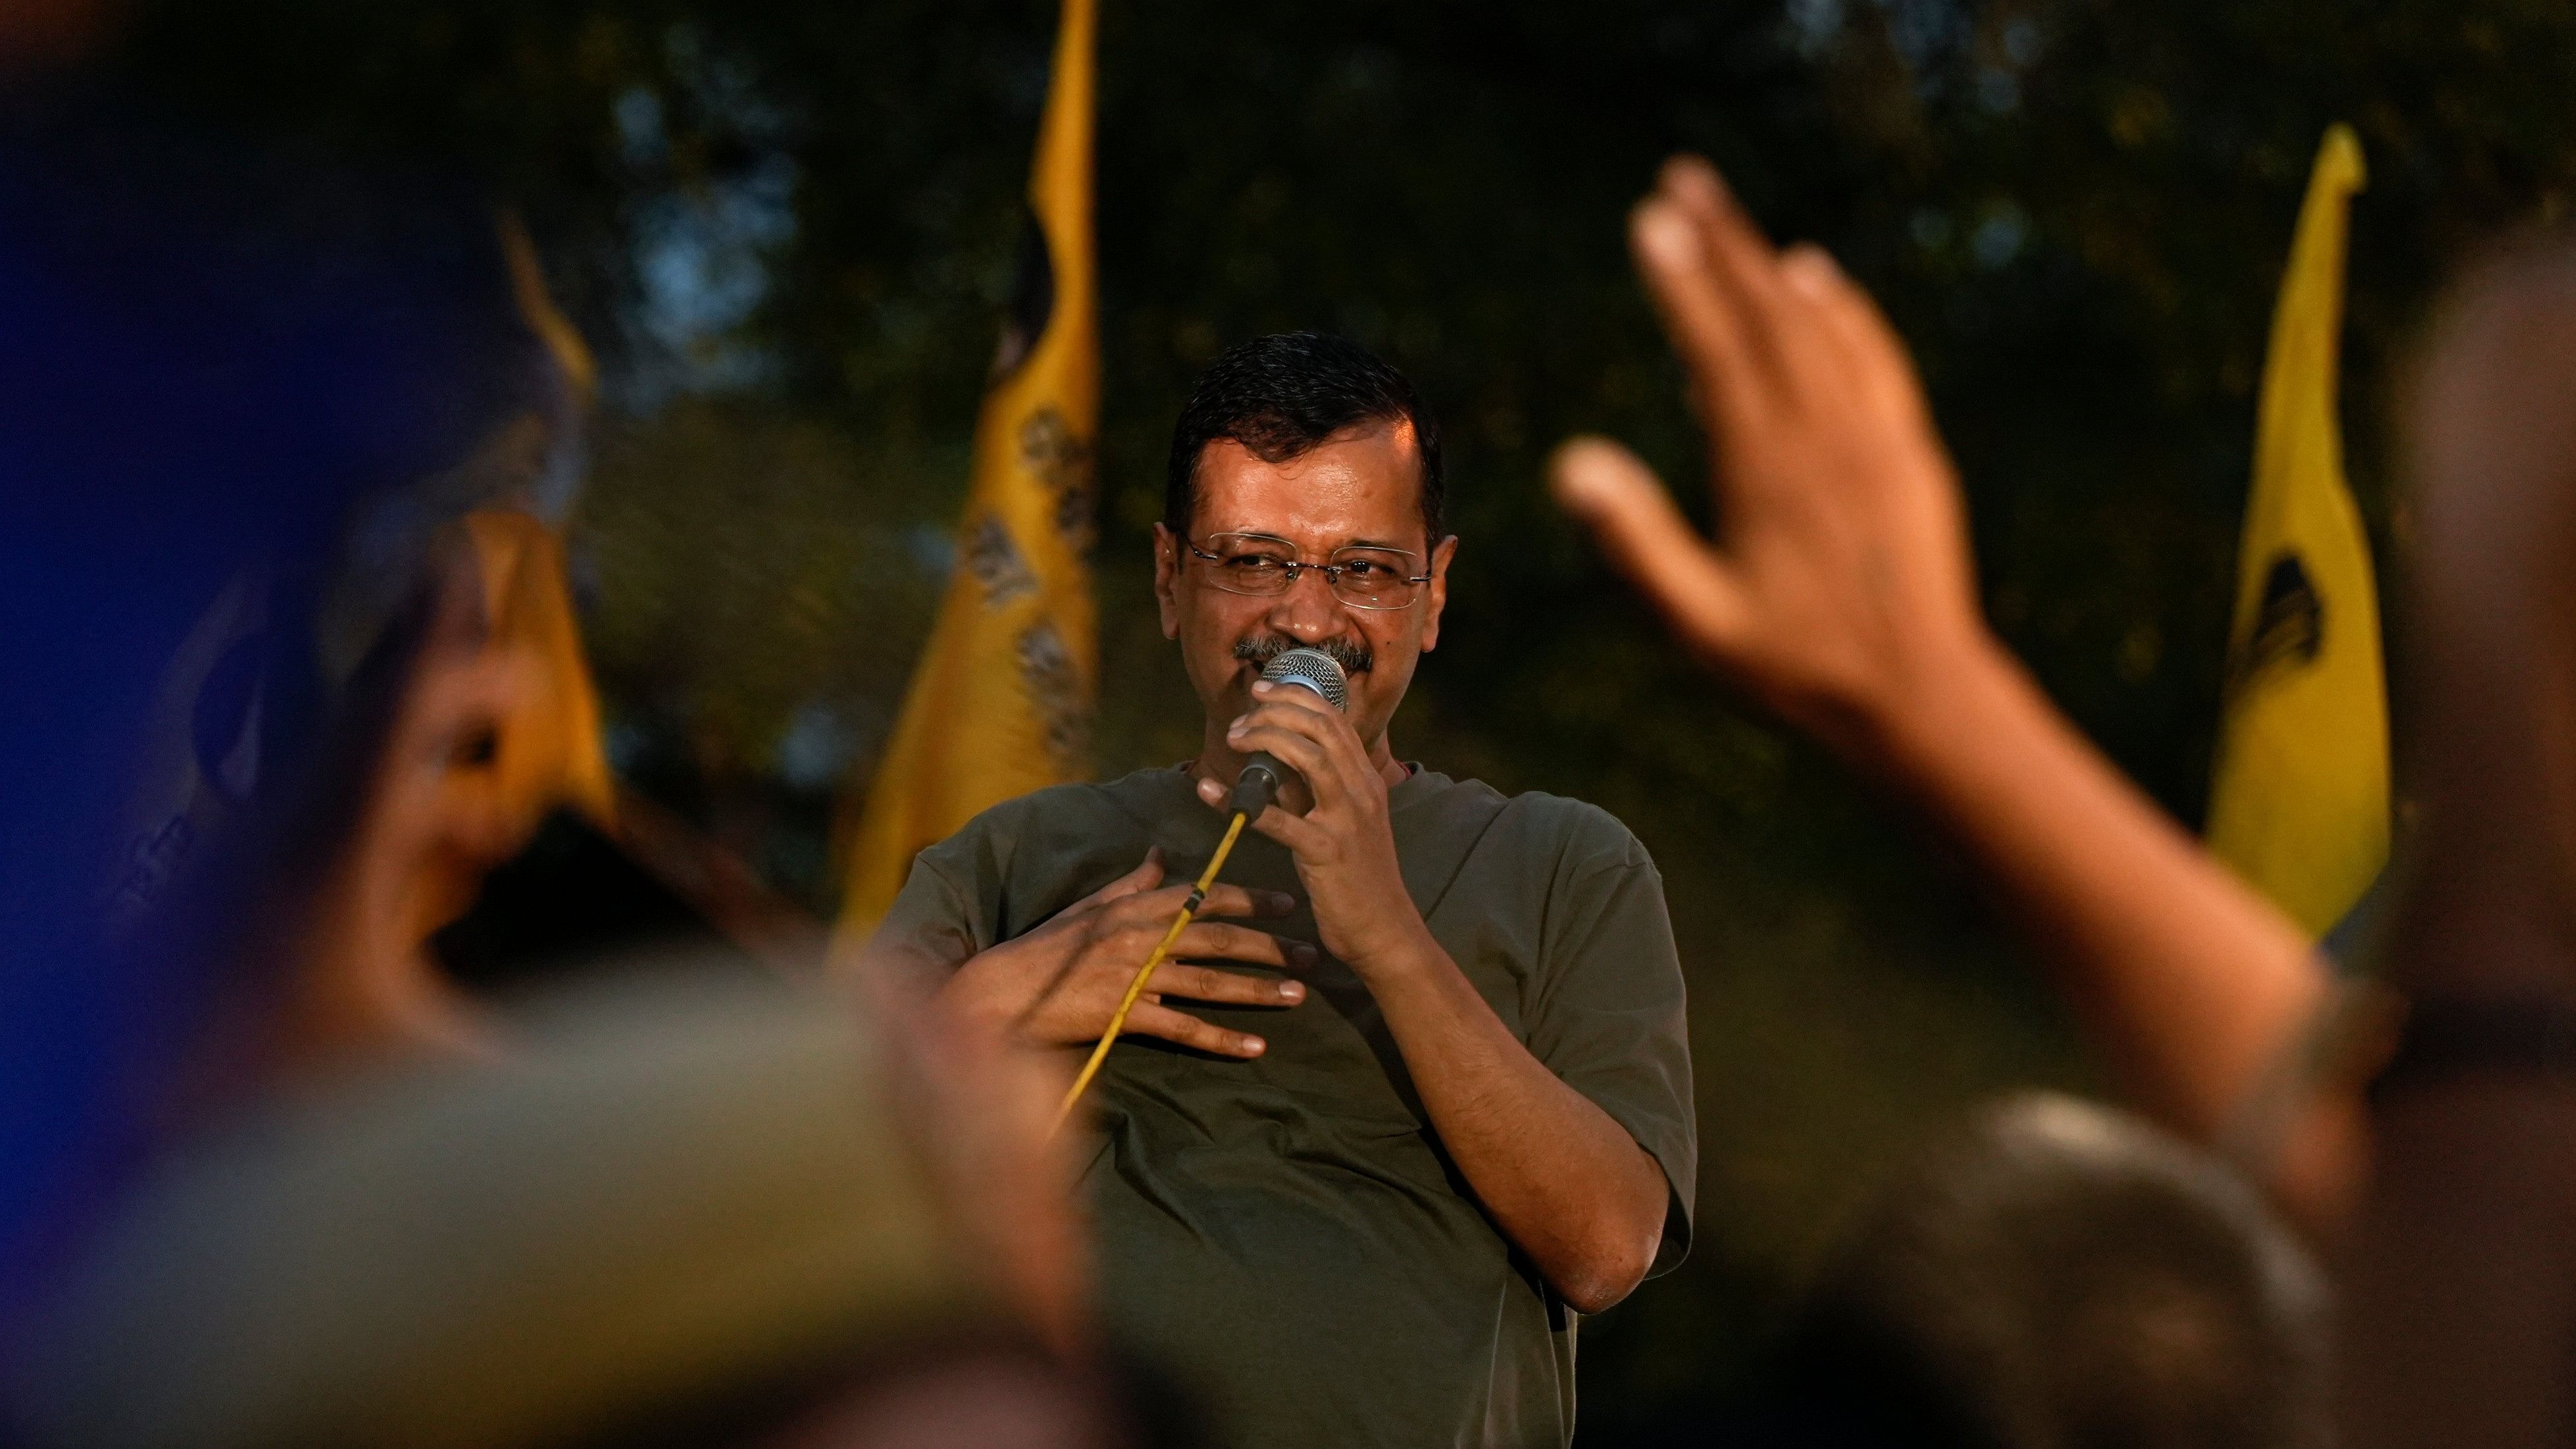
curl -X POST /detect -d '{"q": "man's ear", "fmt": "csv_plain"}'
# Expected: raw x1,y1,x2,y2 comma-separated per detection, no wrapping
1419,534,1459,653
1152,523,1182,640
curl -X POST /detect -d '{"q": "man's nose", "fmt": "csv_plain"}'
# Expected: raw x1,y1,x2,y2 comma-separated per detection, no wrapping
1263,567,1348,642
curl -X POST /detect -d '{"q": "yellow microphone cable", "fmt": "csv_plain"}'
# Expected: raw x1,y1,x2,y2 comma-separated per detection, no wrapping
1050,809,1252,1136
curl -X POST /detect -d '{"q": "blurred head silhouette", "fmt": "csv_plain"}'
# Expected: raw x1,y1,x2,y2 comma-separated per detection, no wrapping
1759,1094,2331,1449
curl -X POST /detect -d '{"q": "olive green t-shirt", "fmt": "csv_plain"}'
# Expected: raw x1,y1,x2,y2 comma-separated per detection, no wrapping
873,765,1696,1449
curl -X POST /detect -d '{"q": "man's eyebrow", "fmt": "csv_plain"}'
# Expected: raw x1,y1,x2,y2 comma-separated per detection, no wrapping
1343,537,1416,553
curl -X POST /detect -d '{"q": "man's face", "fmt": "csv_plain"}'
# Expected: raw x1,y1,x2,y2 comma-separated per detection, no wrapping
1153,420,1455,753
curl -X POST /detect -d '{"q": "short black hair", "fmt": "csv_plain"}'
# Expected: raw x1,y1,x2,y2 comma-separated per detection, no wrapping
1165,332,1444,547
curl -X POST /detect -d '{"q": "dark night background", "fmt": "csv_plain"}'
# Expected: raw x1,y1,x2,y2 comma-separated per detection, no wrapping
99,0,2576,1436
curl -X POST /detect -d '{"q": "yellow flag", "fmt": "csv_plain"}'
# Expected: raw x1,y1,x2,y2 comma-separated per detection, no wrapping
2206,125,2389,939
833,0,1099,944
462,510,617,828
406,217,615,938
460,213,612,836
404,509,615,939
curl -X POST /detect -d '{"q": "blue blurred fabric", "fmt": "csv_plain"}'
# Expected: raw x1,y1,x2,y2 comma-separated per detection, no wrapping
0,88,563,1313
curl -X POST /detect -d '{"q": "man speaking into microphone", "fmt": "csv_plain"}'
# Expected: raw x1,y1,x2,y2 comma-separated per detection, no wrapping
865,332,1694,1448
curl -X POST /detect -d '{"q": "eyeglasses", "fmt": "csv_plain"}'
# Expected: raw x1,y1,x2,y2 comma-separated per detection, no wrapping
1186,532,1433,609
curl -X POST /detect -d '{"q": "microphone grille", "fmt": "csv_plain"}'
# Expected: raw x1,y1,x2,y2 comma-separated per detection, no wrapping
1259,647,1351,713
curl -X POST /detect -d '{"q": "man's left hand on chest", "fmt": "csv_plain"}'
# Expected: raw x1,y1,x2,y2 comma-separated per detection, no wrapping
1196,679,1428,973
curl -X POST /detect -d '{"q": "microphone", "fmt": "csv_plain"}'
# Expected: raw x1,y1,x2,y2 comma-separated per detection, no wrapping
1228,646,1351,818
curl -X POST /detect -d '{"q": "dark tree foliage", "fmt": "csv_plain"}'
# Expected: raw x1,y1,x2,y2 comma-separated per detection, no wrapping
102,0,2576,1436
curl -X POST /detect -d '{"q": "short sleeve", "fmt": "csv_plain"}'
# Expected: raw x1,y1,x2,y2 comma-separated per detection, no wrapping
1523,824,1698,1275
858,832,1000,996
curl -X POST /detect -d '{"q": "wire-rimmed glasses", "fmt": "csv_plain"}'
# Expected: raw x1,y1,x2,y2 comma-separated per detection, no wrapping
1190,534,1442,605
1186,532,1432,610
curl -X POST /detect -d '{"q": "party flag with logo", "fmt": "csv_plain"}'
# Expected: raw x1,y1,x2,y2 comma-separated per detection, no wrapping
834,0,1099,944
2206,124,2390,939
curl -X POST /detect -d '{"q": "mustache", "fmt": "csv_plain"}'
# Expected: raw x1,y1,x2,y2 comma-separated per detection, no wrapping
1232,632,1373,677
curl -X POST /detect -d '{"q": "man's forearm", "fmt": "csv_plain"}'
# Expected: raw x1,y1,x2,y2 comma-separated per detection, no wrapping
1357,923,1669,1313
1868,637,2328,1144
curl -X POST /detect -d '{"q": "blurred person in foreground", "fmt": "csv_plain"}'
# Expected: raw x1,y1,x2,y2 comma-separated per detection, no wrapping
5,296,1109,1449
9,963,1117,1449
0,73,576,1294
0,41,1108,1446
862,333,1696,1448
1759,1093,2330,1449
2335,239,2576,1449
1550,157,2352,1227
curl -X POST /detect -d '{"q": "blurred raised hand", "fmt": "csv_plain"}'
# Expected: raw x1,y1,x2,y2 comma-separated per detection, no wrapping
1558,155,2350,1231
1552,157,1986,761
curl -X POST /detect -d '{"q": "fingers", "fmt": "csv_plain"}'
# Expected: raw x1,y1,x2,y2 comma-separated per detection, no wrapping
1549,436,1750,656
1243,800,1328,857
1122,1002,1269,1059
1092,877,1273,917
1632,198,1761,437
1191,765,1332,855
1792,247,1939,436
1174,881,1296,921
1227,694,1371,786
1776,245,1889,414
1246,677,1342,719
1659,153,1771,253
1171,918,1317,970
1049,850,1167,927
1776,243,1863,378
1238,684,1366,758
1071,884,1299,979
1225,722,1333,790
1657,156,1790,368
1634,157,1798,429
1147,958,1308,1007
1093,848,1167,903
